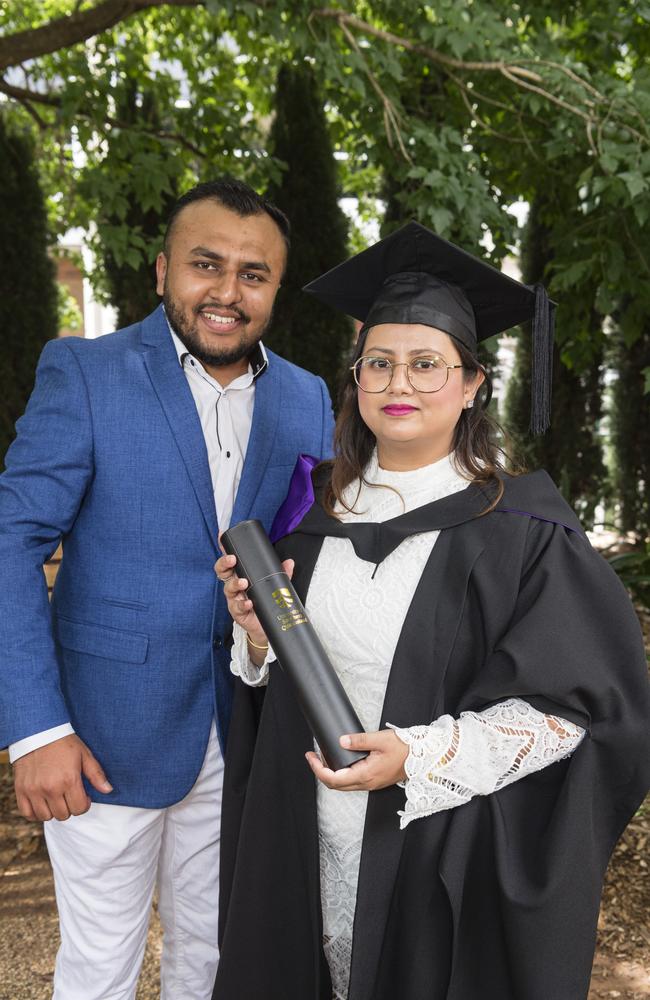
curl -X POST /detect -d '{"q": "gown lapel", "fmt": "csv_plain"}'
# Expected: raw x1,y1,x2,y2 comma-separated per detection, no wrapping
296,482,494,565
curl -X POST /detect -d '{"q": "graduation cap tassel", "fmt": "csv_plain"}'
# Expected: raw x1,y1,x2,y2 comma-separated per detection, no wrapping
530,283,555,435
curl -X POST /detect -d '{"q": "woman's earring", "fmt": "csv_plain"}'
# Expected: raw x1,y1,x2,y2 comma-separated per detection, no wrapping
465,398,474,409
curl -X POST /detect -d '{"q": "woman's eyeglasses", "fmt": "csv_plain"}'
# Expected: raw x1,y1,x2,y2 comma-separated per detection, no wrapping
351,356,464,393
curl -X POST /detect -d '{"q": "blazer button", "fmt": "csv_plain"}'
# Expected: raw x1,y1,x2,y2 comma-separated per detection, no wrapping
212,636,223,650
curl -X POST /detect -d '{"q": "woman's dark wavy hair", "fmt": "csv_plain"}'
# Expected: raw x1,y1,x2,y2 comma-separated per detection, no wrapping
322,328,520,518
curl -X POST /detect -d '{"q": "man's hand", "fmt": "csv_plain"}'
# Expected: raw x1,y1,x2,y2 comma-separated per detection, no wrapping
13,734,113,822
305,729,409,792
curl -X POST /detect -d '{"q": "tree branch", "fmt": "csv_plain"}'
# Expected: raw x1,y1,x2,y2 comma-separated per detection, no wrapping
0,78,206,157
0,80,60,107
313,8,649,148
454,78,529,145
0,0,210,72
337,20,412,163
314,9,545,82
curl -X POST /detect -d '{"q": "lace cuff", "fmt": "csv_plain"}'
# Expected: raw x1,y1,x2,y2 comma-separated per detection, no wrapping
390,697,585,830
230,622,275,687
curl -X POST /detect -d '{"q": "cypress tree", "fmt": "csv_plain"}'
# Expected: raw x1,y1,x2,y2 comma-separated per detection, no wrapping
94,84,177,328
265,64,351,403
0,117,59,467
609,322,650,539
504,198,606,525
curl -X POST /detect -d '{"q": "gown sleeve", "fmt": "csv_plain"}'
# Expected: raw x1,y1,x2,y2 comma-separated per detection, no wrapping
391,698,585,828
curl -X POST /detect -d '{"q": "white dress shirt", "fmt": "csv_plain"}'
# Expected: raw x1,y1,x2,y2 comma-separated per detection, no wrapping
9,318,267,763
168,327,267,531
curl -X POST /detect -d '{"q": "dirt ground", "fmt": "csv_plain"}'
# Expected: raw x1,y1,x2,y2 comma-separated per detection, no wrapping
1,608,648,999
1,776,647,998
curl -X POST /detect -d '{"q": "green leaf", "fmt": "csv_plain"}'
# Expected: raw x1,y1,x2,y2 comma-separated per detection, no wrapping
428,206,453,233
599,153,618,173
633,199,650,226
619,171,647,199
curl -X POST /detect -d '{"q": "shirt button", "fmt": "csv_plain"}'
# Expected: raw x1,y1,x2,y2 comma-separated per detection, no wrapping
212,636,223,650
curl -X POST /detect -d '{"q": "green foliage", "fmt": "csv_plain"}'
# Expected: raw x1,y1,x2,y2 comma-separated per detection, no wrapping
1,0,650,527
82,84,181,327
57,282,83,332
608,544,650,611
0,115,59,466
504,196,606,526
609,320,650,539
3,2,649,335
265,62,352,402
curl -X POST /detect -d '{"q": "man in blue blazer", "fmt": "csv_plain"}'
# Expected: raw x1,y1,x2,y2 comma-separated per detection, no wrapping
0,179,334,999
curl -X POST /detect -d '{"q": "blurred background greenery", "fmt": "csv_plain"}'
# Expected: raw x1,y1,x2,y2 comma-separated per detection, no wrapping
1,0,649,599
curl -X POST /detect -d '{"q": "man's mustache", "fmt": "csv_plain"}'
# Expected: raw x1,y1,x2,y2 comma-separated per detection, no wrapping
195,303,251,324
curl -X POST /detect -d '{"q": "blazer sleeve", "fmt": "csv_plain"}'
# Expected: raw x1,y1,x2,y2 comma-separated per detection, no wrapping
0,338,94,746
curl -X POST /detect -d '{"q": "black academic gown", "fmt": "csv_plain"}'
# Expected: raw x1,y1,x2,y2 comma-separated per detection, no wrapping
214,471,649,1000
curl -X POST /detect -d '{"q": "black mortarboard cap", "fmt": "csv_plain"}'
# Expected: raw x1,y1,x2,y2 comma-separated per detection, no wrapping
303,221,555,433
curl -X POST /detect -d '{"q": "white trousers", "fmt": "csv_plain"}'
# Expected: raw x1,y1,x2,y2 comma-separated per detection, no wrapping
44,723,223,1000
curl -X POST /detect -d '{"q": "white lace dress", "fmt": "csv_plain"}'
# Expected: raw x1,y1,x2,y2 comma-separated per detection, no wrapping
231,452,585,1000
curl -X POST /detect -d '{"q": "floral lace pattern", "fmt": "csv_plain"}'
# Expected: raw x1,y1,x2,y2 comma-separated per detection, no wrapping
391,698,584,830
231,623,273,686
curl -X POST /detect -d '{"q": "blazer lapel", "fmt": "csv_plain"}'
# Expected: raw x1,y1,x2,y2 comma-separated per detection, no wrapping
230,361,282,525
349,521,489,1000
140,308,220,551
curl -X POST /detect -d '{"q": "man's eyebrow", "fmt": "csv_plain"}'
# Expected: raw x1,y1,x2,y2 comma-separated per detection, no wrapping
188,246,271,274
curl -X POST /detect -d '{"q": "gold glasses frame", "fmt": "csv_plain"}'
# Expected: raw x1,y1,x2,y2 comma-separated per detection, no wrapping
351,356,465,393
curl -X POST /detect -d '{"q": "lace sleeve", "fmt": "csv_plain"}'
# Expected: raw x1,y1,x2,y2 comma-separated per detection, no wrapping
229,622,275,687
390,698,585,830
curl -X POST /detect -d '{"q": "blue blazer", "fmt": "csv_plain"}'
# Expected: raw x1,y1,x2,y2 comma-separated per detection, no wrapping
0,306,334,807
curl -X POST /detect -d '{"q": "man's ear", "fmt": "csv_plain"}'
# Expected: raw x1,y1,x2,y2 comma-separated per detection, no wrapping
155,252,167,296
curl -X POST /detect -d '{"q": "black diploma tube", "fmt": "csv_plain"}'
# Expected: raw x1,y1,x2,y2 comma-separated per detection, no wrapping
221,519,368,771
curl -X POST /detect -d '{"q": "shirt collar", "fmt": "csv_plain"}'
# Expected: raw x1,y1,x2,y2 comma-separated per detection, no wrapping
164,310,269,383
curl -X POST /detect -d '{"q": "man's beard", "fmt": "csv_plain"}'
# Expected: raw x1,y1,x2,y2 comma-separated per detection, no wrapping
163,286,271,369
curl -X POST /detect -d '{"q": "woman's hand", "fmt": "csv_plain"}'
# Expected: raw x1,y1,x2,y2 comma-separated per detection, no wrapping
214,548,295,650
305,729,408,791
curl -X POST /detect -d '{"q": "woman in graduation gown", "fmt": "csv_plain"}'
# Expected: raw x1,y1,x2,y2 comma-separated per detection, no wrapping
212,222,649,1000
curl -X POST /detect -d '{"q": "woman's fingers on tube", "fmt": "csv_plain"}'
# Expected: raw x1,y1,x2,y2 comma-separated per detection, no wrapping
305,751,364,790
224,575,248,598
215,552,236,577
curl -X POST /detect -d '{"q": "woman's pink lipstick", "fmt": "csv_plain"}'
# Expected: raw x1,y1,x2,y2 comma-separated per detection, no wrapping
382,404,417,415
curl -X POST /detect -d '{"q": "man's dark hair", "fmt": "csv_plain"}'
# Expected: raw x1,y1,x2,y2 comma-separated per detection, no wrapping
162,178,290,256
